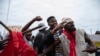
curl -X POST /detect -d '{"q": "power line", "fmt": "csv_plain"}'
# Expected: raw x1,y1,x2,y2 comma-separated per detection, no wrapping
3,0,11,35
77,24,100,27
6,0,11,25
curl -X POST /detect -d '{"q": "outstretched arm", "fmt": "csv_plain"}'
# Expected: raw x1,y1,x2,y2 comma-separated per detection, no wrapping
22,24,43,34
21,16,42,32
84,33,94,47
51,21,65,34
0,21,11,33
82,32,97,53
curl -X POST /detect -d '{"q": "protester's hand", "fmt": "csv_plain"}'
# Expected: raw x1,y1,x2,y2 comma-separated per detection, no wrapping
0,38,10,50
0,42,7,50
59,21,66,27
0,39,9,44
82,46,97,54
51,21,66,34
0,40,8,50
0,44,5,50
54,21,66,29
34,16,42,21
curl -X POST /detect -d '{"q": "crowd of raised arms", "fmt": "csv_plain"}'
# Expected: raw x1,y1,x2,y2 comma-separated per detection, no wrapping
0,16,99,56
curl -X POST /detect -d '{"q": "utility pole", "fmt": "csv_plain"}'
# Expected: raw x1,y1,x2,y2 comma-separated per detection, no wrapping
90,28,92,35
6,0,11,25
3,0,11,35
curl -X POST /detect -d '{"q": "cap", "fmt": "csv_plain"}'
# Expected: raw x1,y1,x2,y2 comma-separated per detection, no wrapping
38,23,47,30
62,17,73,24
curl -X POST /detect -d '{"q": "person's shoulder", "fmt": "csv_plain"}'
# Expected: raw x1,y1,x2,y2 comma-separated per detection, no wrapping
45,29,50,33
76,29,87,37
76,29,85,33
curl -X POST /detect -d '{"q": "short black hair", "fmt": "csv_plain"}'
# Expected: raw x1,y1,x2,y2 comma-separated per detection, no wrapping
95,31,100,34
47,16,55,23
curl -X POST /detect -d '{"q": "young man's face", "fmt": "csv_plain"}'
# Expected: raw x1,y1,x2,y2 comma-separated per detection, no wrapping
64,21,76,32
48,18,58,29
25,32,32,40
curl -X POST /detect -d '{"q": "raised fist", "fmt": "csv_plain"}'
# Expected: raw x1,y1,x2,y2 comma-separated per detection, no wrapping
34,16,42,21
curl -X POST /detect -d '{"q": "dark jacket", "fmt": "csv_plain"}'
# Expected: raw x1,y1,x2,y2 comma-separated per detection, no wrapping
43,28,62,56
43,29,56,56
34,32,44,54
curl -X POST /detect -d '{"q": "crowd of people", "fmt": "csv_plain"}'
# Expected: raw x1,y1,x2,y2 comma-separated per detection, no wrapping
0,16,99,56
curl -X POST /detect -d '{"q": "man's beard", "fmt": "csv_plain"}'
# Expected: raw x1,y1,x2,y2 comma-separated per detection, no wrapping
68,26,76,32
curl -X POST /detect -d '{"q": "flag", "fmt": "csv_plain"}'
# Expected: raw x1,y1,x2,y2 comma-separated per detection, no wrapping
0,31,37,56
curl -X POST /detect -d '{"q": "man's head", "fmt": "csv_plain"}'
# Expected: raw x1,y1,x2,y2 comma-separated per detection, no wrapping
95,31,100,34
38,23,47,32
47,16,58,29
62,17,76,32
25,31,32,40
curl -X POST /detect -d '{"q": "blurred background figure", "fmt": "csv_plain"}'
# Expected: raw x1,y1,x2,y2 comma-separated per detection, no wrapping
21,16,42,48
34,23,47,56
95,31,100,35
95,31,100,56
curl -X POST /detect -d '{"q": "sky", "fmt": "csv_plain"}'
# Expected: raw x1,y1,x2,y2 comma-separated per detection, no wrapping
0,0,100,35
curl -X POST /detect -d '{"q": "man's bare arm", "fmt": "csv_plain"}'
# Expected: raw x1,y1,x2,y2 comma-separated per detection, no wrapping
21,16,42,32
83,32,97,53
22,24,43,34
51,21,65,34
0,21,11,33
